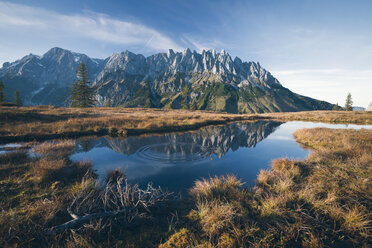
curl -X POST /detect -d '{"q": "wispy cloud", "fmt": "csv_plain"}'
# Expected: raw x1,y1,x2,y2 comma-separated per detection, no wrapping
181,34,225,52
0,1,183,52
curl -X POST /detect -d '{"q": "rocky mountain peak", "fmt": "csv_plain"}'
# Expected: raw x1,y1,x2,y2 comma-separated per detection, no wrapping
0,47,333,113
167,49,175,58
42,47,66,58
96,48,280,89
210,49,217,57
182,48,192,56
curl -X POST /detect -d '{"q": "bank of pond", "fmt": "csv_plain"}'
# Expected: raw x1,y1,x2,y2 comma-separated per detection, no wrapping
0,121,371,247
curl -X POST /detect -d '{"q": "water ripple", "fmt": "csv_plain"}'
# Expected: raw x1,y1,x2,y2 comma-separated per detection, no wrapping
135,142,210,164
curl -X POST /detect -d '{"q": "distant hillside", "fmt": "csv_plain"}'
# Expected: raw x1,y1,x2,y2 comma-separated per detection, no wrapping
353,106,366,111
0,47,334,113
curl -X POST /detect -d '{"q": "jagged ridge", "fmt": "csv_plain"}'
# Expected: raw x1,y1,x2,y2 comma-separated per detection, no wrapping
0,47,333,113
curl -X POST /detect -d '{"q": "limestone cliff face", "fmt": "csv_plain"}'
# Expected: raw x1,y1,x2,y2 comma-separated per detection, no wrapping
0,47,333,112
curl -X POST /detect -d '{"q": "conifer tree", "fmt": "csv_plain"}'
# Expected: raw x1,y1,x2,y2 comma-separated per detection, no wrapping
105,99,112,107
70,62,95,107
181,84,190,109
332,103,342,111
14,89,22,106
0,81,5,103
144,98,151,108
344,93,353,111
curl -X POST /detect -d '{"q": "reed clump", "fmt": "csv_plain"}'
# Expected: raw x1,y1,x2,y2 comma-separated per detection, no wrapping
190,175,244,203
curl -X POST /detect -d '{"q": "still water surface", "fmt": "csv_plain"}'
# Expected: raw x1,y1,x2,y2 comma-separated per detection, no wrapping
70,121,372,192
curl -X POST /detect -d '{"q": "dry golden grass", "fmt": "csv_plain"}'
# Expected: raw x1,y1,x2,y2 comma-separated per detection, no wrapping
162,127,372,247
33,140,76,156
0,150,29,165
190,175,244,203
0,106,258,142
159,228,198,248
0,140,97,247
0,140,183,247
1,105,372,247
1,106,370,142
197,201,240,240
4,126,365,247
257,128,372,244
260,110,372,124
293,128,372,239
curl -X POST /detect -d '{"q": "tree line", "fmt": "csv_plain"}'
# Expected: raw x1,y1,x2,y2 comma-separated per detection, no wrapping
0,81,22,106
332,93,353,111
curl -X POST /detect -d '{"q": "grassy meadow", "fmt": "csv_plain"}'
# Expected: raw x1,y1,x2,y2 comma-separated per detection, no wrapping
0,106,371,247
1,106,371,143
261,110,372,124
0,106,260,143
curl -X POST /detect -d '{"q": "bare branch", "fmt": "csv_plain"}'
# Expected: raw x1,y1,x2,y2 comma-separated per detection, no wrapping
47,170,172,234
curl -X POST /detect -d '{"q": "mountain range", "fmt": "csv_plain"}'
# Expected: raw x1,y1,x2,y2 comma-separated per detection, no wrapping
0,47,334,113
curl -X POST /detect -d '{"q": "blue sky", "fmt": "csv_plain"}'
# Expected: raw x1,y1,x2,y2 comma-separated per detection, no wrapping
0,0,371,107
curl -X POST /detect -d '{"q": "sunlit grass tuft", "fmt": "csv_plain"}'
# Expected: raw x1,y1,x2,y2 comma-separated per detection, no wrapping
197,201,240,240
190,175,244,203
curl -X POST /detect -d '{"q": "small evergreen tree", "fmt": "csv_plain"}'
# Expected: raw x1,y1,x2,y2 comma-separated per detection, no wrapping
344,93,353,111
332,103,342,111
0,81,5,103
14,89,22,106
181,84,190,109
105,99,112,107
69,62,95,107
144,98,151,108
190,101,198,110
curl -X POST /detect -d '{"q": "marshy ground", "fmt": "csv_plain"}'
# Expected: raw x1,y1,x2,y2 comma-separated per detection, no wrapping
0,106,259,143
0,107,371,247
1,106,371,142
161,127,372,247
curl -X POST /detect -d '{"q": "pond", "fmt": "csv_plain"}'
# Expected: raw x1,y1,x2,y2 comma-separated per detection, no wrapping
0,143,23,155
70,121,372,192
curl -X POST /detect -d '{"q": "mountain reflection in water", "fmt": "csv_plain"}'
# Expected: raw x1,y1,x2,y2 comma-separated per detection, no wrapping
71,121,309,191
77,121,281,157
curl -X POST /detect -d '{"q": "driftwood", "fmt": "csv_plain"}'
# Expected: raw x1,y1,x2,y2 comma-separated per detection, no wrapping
47,170,171,234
